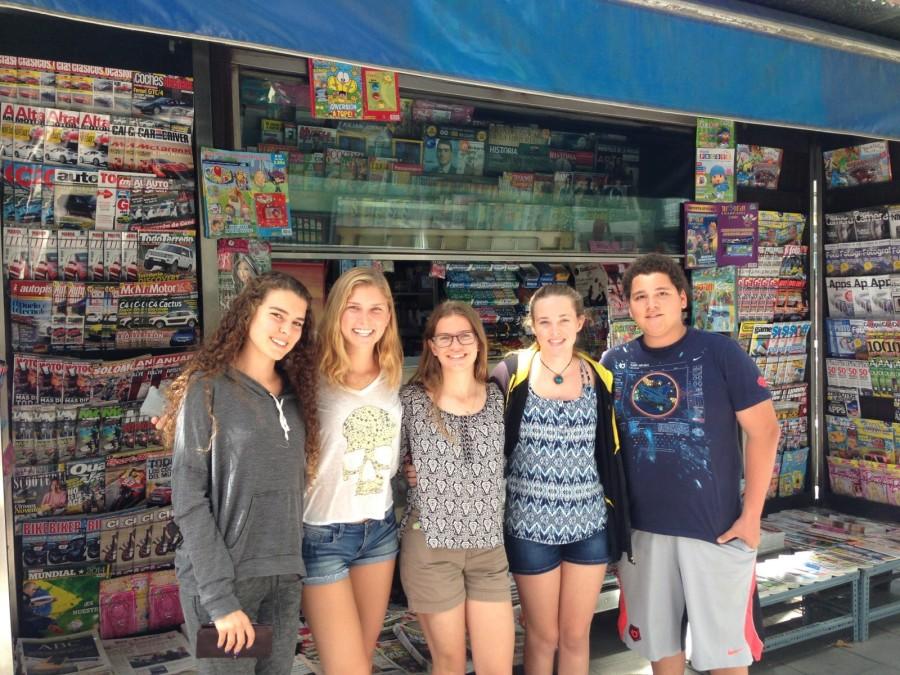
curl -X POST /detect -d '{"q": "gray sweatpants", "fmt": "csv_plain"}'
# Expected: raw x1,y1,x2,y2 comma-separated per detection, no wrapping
180,574,301,674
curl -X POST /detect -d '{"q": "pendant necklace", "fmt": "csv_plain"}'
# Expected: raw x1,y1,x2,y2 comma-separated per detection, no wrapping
540,356,573,385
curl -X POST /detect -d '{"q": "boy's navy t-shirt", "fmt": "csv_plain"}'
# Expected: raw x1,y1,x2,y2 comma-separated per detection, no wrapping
601,328,771,543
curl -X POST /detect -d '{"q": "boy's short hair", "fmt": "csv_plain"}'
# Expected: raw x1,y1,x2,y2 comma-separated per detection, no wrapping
623,253,690,299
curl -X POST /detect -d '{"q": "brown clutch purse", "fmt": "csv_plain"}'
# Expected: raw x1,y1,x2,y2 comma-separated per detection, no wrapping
195,623,273,659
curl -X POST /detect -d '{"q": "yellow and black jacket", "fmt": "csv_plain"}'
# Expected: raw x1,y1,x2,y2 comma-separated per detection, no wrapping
490,345,633,562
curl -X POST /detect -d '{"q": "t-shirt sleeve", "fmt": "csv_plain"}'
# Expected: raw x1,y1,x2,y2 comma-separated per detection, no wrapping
719,337,772,412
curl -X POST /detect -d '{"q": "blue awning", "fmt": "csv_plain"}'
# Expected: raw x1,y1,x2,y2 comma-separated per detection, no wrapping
5,0,900,139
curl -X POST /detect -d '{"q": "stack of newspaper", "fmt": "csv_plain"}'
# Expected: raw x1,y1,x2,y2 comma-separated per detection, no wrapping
17,629,196,675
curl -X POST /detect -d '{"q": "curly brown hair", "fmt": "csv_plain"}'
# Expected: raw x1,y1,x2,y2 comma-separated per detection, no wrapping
161,271,321,482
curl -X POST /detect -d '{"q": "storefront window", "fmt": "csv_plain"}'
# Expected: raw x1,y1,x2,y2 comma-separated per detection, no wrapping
237,70,691,256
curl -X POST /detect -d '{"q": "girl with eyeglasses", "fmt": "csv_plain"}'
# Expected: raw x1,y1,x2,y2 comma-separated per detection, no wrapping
491,284,632,675
399,301,514,675
301,267,404,675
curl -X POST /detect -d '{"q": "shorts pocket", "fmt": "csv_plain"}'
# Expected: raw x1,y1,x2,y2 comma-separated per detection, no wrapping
303,523,337,546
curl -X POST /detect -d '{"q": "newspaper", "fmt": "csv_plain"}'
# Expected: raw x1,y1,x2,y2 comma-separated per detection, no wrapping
103,630,196,675
18,629,114,674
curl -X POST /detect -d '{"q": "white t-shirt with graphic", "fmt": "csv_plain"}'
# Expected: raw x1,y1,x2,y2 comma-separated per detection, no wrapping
303,373,402,525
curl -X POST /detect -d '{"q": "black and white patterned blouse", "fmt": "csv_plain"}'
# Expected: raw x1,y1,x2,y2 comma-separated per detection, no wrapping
400,382,506,549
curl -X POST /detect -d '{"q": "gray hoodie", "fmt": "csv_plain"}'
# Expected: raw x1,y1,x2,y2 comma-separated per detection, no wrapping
172,367,305,620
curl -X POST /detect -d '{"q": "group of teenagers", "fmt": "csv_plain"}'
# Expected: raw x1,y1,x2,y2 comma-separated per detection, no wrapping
164,253,782,675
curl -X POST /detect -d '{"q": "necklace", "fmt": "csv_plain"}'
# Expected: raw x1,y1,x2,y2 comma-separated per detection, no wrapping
540,356,574,385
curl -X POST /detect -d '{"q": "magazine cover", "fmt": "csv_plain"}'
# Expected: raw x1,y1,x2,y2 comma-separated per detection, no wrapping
825,140,892,188
13,463,66,519
104,630,195,674
361,67,401,121
14,104,46,163
695,148,735,202
137,230,196,280
105,450,148,513
10,279,53,353
77,111,109,168
63,457,106,514
0,101,16,157
147,569,183,630
696,117,734,148
0,54,16,100
598,263,627,320
52,167,98,229
131,71,194,130
200,148,291,238
42,108,81,166
309,59,364,119
99,573,148,639
116,279,199,349
683,202,719,268
692,266,737,332
217,237,272,310
424,134,485,175
735,144,783,189
21,565,106,637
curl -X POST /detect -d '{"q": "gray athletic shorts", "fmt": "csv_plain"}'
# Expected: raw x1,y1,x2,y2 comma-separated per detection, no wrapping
617,530,764,671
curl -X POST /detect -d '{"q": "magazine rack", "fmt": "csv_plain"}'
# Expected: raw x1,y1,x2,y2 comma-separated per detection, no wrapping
760,571,860,650
857,558,900,640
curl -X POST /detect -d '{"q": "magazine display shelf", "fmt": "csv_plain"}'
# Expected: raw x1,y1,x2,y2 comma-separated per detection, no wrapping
857,557,900,640
760,571,860,650
335,225,575,252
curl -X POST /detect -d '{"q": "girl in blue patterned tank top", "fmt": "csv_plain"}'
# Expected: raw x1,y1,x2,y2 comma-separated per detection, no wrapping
490,284,623,675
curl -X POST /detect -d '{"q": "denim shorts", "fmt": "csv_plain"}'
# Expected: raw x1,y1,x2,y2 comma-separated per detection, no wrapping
505,527,611,575
301,509,399,586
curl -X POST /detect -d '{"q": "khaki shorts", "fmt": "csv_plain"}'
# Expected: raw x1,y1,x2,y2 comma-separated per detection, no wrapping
400,525,511,614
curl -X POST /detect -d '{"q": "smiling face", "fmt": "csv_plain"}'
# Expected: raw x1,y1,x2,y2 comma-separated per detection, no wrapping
531,294,585,358
627,272,688,348
429,314,479,375
242,288,308,365
340,283,391,355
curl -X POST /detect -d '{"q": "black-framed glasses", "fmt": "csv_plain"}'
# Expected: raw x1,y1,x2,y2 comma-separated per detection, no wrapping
431,331,476,348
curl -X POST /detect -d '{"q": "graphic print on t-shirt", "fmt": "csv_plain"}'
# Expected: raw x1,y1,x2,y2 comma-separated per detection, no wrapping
617,355,713,489
341,405,398,496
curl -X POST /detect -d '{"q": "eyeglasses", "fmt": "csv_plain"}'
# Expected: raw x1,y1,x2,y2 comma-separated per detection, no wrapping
431,331,476,348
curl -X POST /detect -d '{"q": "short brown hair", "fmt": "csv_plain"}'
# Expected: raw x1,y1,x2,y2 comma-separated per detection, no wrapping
623,253,689,299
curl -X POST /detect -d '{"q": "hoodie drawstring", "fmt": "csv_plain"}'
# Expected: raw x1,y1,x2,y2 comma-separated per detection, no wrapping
269,393,291,442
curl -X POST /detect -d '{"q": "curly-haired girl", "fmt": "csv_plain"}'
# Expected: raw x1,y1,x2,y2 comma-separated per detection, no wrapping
164,271,319,673
301,267,403,675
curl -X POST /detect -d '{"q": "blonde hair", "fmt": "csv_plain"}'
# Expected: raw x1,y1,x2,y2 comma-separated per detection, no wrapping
524,284,585,333
317,267,403,389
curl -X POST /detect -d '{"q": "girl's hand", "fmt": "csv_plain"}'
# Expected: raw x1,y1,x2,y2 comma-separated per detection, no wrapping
214,609,255,655
403,453,418,487
151,415,169,432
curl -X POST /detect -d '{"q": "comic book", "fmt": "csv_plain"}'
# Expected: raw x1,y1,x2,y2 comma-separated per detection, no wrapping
695,148,735,202
21,564,106,637
608,319,642,348
778,447,809,497
692,266,737,332
735,144,782,189
716,202,758,266
684,202,719,269
360,67,401,121
131,71,194,130
696,117,734,148
309,59,364,119
824,140,892,188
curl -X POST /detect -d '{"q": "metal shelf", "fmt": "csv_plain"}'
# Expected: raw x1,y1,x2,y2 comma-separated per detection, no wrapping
858,558,900,640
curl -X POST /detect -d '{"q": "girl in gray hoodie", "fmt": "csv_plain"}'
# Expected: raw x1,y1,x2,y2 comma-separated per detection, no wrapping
163,272,320,674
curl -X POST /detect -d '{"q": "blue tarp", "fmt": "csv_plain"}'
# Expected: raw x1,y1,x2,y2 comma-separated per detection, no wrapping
6,0,900,139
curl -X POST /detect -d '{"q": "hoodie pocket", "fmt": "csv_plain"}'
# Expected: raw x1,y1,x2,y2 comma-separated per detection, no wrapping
233,490,301,563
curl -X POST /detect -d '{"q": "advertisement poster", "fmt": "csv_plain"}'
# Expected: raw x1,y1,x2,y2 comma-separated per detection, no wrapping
200,148,291,239
716,202,759,266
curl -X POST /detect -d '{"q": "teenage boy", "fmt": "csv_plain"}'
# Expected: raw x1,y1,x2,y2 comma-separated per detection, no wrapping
601,253,780,675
